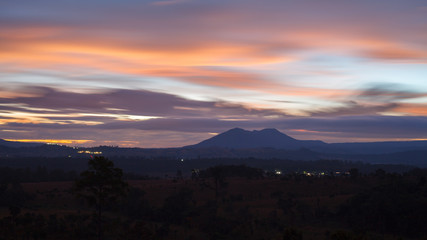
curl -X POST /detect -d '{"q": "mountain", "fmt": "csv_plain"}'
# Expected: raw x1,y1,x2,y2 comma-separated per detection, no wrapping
1,129,426,167
188,128,326,149
188,128,427,155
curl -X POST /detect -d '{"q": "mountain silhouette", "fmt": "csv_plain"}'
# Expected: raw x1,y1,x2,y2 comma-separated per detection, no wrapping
0,139,43,148
189,128,326,149
1,130,427,167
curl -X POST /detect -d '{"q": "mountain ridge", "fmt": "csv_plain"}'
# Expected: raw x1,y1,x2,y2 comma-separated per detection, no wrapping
1,128,427,167
188,127,326,149
187,128,427,155
0,139,44,148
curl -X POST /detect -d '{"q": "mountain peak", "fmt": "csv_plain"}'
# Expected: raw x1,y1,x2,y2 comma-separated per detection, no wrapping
191,128,304,149
227,128,285,135
258,128,282,133
227,127,246,132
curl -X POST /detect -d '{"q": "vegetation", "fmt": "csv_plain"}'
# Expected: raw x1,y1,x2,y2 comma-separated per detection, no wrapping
0,156,415,177
0,158,427,239
73,156,128,240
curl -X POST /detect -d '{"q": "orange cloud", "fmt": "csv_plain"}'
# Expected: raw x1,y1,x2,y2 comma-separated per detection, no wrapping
393,103,427,116
4,139,94,144
290,129,323,133
0,89,42,99
1,23,425,112
0,33,286,68
279,30,427,61
0,30,295,96
363,47,425,60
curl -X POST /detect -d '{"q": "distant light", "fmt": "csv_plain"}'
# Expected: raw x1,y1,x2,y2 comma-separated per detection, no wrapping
77,150,102,155
180,159,184,162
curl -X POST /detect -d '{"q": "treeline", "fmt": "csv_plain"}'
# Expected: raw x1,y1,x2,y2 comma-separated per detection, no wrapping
0,156,416,176
339,168,427,238
0,161,427,239
0,159,415,184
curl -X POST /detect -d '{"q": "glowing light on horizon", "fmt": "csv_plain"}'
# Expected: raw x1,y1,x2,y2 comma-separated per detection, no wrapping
4,139,94,144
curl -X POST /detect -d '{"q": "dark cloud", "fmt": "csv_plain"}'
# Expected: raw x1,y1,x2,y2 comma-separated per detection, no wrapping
2,86,426,141
308,101,398,117
99,118,245,132
4,110,427,141
303,84,427,117
275,116,427,139
357,84,427,102
0,87,286,122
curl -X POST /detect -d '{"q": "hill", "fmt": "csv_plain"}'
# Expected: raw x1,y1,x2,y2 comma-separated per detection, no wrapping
0,139,43,148
188,128,326,149
1,128,427,168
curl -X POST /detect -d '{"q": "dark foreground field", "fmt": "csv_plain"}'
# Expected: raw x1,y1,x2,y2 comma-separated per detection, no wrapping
1,167,427,240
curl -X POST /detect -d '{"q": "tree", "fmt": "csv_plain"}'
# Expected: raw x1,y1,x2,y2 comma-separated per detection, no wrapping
200,165,228,199
73,156,128,239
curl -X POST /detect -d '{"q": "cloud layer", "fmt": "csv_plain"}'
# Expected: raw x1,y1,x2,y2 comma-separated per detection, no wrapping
1,0,426,146
1,87,427,147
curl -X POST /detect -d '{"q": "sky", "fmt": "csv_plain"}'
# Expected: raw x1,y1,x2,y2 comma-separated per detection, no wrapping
1,0,427,148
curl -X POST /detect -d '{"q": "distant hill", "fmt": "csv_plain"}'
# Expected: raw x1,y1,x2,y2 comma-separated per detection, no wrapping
188,128,427,155
0,139,44,148
325,141,427,154
0,128,426,168
188,128,326,149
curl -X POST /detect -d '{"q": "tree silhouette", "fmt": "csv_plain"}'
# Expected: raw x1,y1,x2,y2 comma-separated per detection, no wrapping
200,165,228,199
73,156,128,239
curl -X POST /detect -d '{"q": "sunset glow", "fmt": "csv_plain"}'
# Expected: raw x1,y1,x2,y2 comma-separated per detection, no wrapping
4,139,94,145
1,0,426,147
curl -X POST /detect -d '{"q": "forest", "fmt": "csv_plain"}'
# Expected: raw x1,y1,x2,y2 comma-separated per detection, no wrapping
0,157,427,239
